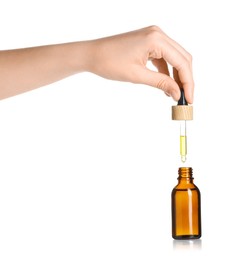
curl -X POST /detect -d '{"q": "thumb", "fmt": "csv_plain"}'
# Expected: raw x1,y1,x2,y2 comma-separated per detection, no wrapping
138,68,180,101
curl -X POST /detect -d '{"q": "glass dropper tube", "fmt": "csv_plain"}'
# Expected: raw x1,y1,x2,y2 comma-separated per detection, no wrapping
180,120,187,163
172,88,192,163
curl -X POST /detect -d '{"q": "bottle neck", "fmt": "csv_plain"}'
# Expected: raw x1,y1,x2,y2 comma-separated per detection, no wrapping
178,167,194,183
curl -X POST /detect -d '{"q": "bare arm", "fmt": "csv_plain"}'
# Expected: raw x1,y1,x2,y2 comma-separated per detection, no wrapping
0,41,93,99
0,26,194,102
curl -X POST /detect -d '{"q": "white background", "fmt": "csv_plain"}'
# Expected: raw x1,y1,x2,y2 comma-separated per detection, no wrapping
0,0,241,259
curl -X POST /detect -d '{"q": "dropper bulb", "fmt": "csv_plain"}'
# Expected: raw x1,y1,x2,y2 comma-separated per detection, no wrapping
178,89,188,105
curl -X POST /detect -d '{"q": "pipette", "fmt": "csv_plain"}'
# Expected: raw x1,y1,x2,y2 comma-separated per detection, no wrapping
172,89,193,163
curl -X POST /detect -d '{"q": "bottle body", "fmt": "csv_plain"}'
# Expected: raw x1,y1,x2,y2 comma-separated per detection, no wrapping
171,167,201,239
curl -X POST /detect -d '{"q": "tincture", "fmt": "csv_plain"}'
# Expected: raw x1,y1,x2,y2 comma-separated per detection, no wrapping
171,167,201,239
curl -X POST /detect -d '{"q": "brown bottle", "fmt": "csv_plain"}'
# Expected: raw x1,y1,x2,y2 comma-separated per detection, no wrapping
171,167,201,239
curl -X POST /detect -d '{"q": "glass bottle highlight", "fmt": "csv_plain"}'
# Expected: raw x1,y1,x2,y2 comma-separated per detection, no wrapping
171,167,201,239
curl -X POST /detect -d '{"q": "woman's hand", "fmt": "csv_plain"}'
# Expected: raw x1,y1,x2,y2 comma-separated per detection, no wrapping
0,25,194,102
88,25,194,103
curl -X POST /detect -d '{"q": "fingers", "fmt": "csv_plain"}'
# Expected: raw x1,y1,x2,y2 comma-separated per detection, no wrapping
152,40,194,103
151,56,193,103
145,25,192,64
151,58,177,98
159,29,193,67
173,67,194,103
136,67,181,101
88,25,194,103
145,27,194,103
151,58,170,76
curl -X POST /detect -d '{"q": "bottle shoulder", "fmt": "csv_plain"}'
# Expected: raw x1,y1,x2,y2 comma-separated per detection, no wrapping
173,182,200,191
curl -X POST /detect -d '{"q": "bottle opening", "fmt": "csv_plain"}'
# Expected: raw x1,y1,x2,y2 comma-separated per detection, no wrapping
179,167,192,173
178,167,193,178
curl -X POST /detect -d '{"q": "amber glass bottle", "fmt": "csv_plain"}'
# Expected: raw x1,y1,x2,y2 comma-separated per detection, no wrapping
171,167,201,239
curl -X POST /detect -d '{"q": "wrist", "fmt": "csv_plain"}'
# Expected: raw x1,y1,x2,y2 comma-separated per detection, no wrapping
68,41,95,74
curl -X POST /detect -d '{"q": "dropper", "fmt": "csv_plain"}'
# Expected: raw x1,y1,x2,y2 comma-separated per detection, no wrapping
172,89,193,163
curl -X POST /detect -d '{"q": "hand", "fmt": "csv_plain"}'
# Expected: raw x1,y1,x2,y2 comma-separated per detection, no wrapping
0,25,194,102
88,25,194,103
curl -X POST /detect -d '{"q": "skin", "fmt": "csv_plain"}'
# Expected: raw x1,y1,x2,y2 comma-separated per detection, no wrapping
0,25,194,102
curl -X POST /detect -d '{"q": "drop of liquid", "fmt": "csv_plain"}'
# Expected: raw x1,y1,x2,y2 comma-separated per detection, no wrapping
181,155,186,163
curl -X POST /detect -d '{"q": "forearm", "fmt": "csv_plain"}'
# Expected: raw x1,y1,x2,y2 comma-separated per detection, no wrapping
0,41,93,99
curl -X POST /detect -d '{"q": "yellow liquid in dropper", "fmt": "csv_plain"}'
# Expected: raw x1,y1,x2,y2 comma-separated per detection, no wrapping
180,135,187,163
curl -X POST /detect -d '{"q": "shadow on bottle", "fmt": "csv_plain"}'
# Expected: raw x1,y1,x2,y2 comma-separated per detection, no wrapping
173,239,202,251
